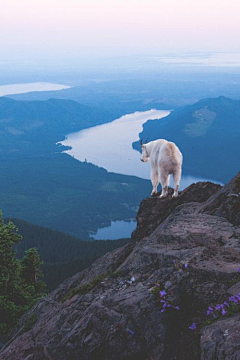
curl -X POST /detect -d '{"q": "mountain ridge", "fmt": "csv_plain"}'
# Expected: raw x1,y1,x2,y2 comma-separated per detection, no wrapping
0,96,114,158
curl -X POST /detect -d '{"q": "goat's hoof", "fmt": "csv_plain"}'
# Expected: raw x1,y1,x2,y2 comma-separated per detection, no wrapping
172,193,178,198
160,194,167,198
151,191,157,196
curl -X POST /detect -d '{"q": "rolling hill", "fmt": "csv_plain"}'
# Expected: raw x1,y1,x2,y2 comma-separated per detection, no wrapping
0,97,114,158
0,154,150,239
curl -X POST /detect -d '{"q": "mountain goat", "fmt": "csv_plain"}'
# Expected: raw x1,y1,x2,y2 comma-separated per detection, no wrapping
140,139,183,198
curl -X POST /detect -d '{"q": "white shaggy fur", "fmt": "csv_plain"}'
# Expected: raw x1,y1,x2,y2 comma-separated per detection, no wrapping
140,139,183,198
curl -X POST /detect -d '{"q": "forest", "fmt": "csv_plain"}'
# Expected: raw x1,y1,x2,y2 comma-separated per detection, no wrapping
13,217,130,290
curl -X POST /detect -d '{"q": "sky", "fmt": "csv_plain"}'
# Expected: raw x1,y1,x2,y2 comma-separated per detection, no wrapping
0,0,240,62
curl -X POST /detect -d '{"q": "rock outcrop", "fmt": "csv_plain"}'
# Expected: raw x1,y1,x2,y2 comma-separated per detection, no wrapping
1,173,240,360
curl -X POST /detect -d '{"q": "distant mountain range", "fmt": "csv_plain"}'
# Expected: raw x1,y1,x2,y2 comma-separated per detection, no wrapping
6,81,177,116
133,96,240,183
8,71,240,114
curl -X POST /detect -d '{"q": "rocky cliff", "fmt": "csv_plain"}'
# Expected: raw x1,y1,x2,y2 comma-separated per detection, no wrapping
1,173,240,360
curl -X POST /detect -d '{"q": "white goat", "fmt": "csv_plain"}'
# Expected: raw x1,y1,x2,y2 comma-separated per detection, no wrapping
140,139,183,198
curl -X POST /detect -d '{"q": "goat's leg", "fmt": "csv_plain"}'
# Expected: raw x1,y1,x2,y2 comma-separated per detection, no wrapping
172,165,182,198
151,167,159,196
159,173,170,198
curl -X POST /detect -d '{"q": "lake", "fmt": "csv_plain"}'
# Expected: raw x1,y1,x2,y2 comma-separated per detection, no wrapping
60,109,221,240
91,220,136,240
60,109,217,187
61,109,170,179
0,82,71,97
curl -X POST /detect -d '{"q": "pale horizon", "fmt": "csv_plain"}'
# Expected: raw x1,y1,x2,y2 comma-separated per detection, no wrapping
1,0,240,62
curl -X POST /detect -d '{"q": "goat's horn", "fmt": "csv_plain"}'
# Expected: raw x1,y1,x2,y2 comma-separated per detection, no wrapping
140,138,143,146
145,138,148,144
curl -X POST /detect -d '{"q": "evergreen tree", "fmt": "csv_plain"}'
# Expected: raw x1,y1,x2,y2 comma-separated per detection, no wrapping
0,212,46,338
0,213,22,295
0,213,23,335
20,248,46,293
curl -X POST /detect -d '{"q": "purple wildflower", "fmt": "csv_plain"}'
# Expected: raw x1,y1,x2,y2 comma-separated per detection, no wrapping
175,306,180,310
189,322,197,330
238,267,240,272
222,309,227,315
229,296,238,303
160,290,167,297
161,309,165,313
224,301,229,307
207,306,214,316
128,329,135,335
215,304,225,311
185,263,188,268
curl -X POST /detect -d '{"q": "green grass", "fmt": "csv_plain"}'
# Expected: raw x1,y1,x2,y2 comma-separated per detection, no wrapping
20,314,38,335
61,273,109,302
0,154,151,239
61,270,121,302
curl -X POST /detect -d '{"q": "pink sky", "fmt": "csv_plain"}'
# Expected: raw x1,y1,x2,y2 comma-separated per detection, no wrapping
1,0,239,59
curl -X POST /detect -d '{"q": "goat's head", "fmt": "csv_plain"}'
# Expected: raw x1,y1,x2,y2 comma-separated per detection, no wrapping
140,138,150,162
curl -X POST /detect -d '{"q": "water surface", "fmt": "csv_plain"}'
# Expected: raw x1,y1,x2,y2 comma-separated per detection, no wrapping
60,109,220,189
61,109,170,179
0,82,71,97
91,220,136,240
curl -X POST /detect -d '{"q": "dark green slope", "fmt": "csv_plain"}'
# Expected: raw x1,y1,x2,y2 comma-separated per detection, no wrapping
0,153,150,239
12,218,129,290
133,96,240,183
